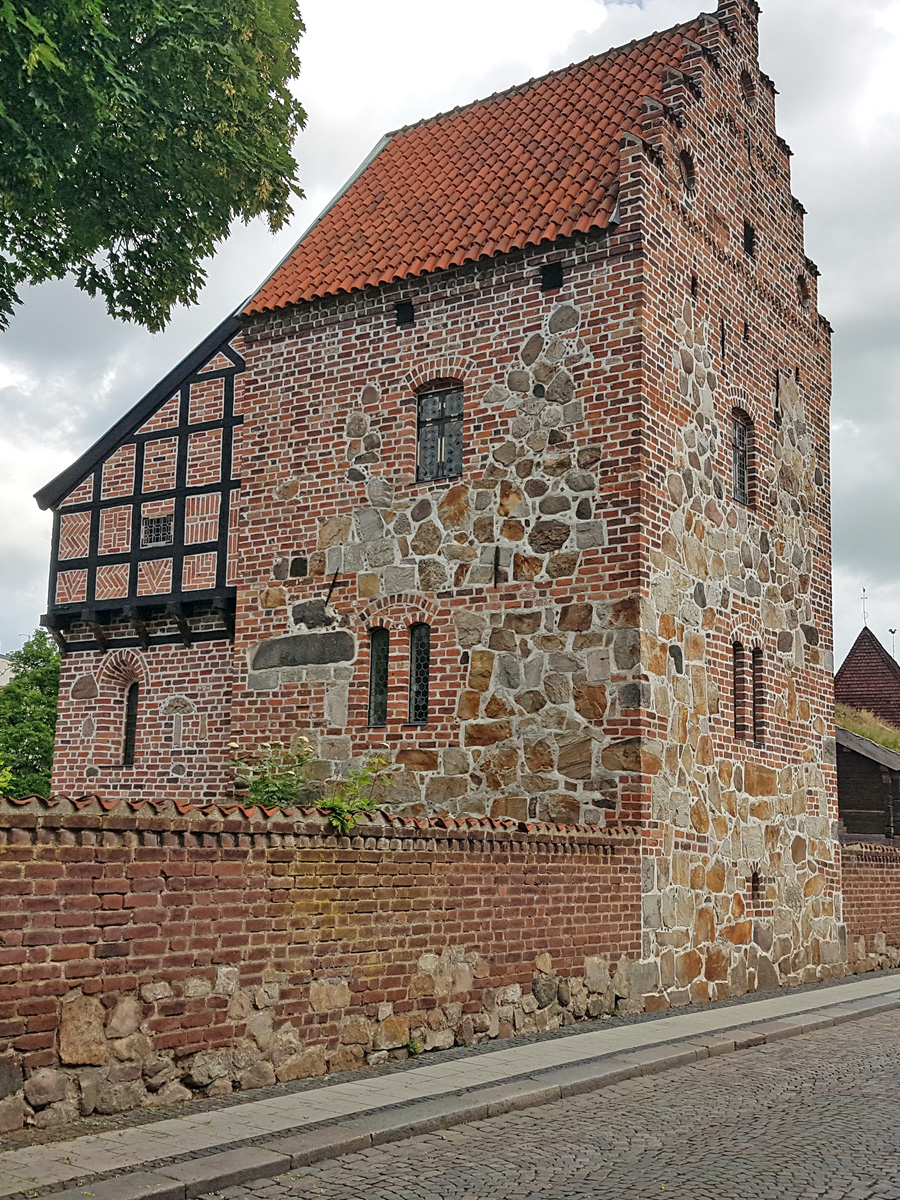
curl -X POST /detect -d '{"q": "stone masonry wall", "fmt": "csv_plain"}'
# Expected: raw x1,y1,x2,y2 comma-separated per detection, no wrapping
0,799,641,1133
616,1,843,1004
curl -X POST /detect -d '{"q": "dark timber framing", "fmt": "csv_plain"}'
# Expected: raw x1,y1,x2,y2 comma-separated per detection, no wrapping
37,313,245,652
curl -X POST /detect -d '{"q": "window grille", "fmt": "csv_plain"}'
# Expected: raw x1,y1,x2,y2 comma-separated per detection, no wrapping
408,624,431,725
368,628,389,726
416,386,463,482
752,648,765,744
732,415,750,505
141,514,174,547
123,682,139,766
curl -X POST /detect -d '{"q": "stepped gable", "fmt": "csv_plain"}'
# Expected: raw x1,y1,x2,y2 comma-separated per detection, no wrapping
835,627,900,729
246,20,698,313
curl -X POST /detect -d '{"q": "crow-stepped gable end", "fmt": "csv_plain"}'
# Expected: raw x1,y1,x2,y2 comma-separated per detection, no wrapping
36,0,844,1019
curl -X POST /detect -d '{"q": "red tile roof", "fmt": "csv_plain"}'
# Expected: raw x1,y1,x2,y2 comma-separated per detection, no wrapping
246,21,698,314
835,627,900,728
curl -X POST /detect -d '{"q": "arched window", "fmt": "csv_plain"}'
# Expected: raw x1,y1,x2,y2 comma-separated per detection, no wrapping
123,682,139,766
416,384,463,482
408,624,431,725
368,628,389,727
732,642,747,739
752,648,765,744
732,410,753,505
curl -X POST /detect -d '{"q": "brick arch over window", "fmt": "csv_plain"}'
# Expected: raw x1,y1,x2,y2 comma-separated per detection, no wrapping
93,649,150,767
403,357,474,394
720,384,763,430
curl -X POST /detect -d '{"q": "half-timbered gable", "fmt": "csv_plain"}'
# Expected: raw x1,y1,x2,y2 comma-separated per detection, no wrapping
36,315,245,654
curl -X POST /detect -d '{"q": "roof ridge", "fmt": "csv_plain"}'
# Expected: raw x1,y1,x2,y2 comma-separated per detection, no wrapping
837,625,900,686
384,15,705,140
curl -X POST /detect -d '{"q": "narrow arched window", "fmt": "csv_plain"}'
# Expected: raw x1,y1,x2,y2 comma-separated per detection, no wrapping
732,410,752,505
123,682,139,766
752,648,765,744
368,628,389,727
416,384,463,482
409,624,431,725
733,643,747,739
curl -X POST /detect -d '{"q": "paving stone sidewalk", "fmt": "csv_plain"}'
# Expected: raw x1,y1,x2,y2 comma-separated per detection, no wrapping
4,971,900,1200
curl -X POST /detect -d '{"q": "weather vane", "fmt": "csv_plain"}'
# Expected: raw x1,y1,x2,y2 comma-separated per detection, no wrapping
862,586,868,627
891,628,897,659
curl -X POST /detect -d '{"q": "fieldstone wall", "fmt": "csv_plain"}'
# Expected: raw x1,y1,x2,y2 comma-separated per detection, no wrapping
0,799,642,1133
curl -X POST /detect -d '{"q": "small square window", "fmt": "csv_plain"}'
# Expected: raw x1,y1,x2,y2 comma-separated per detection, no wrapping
396,301,415,327
541,262,563,292
141,514,174,547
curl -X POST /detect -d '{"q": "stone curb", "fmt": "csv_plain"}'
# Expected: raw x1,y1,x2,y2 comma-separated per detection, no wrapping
39,991,900,1200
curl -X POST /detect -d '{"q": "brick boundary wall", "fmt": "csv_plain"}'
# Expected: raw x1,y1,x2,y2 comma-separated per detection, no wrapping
841,842,900,971
0,800,641,1132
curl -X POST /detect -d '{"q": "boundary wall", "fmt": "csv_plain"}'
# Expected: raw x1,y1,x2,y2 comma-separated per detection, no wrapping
0,798,641,1132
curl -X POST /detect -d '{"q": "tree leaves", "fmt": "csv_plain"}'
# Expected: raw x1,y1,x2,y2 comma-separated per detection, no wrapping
0,0,306,330
0,629,60,797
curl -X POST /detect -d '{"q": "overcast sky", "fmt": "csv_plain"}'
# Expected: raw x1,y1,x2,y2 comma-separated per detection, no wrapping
1,0,898,666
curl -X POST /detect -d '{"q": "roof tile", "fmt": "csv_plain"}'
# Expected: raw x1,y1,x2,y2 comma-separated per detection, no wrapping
246,22,697,314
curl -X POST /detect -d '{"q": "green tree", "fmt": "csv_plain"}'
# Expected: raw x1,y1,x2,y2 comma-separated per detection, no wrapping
0,1,306,330
0,629,60,796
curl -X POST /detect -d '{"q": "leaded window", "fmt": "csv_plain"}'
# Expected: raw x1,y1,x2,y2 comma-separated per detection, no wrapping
732,413,751,505
123,682,139,766
408,624,431,725
368,628,389,727
141,514,174,547
416,386,463,482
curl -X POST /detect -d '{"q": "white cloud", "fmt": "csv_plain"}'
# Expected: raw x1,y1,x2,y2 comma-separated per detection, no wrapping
2,0,900,664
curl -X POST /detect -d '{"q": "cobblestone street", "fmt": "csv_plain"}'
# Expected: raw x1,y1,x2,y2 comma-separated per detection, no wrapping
204,1009,900,1200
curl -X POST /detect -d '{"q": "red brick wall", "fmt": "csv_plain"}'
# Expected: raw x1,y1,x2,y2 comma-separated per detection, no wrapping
842,844,900,956
0,802,641,1120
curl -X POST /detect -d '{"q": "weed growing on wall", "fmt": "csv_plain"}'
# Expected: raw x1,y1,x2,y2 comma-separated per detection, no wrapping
229,738,313,807
321,748,394,833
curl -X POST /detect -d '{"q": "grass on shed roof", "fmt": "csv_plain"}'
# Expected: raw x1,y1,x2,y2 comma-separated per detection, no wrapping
836,704,900,755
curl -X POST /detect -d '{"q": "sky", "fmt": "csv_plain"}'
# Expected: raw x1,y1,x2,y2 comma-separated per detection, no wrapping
1,0,898,666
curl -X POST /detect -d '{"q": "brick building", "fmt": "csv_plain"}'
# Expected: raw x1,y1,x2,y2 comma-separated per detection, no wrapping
835,626,900,728
35,0,843,1011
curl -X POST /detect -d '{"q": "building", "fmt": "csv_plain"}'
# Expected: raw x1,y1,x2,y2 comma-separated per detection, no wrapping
835,625,900,728
35,0,843,1008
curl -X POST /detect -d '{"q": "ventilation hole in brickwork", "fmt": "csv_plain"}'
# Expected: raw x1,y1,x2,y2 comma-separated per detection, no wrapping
743,220,757,258
541,261,564,292
797,273,811,310
750,867,761,897
740,69,758,108
795,366,801,384
743,321,751,343
678,149,697,194
720,318,727,361
396,301,415,327
690,274,699,300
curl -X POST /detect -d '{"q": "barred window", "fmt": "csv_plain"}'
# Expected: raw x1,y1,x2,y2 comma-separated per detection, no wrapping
416,385,463,483
368,628,389,727
408,624,431,725
752,648,765,744
732,412,752,505
123,682,139,766
141,514,174,547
